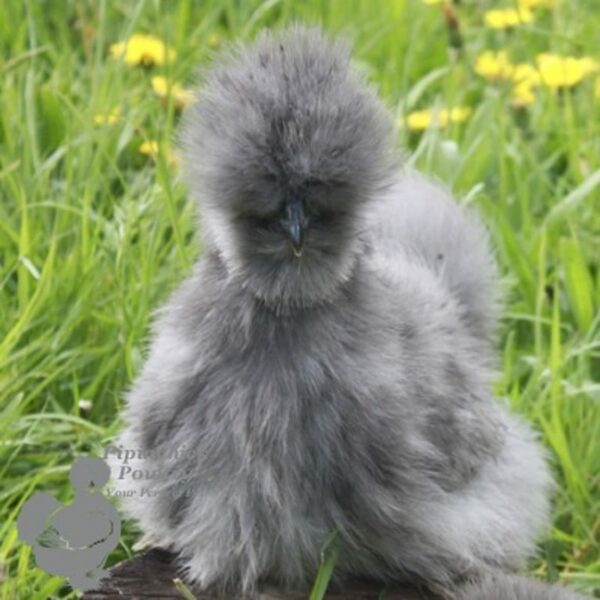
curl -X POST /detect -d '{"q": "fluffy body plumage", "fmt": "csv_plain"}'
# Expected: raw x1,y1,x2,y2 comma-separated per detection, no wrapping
111,26,580,598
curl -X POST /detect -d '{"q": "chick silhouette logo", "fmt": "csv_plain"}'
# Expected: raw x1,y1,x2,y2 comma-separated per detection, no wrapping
17,456,121,591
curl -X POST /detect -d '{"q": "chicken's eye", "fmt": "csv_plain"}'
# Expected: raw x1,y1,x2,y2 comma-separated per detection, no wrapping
304,205,338,227
315,210,337,225
247,213,281,232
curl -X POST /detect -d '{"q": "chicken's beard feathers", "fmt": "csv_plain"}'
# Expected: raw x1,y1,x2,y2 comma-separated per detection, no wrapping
202,204,366,312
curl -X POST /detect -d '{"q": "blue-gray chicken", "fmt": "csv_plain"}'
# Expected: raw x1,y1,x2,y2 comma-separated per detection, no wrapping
110,26,585,599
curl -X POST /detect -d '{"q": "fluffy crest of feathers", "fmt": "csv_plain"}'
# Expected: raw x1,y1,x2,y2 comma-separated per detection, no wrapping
181,26,396,214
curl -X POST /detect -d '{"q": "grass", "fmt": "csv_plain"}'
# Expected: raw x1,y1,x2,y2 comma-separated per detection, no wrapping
0,0,598,597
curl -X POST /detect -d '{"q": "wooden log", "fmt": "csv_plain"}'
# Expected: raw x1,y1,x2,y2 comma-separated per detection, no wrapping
84,549,440,599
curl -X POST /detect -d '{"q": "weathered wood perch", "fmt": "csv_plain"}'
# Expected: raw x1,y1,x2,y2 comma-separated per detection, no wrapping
84,549,441,599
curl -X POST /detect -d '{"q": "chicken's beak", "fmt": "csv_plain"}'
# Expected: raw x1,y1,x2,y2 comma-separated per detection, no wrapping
282,201,307,257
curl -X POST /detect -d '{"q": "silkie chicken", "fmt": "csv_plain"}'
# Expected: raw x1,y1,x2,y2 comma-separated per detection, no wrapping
110,26,587,600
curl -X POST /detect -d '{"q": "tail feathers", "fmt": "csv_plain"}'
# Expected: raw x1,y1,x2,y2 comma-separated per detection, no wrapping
457,571,588,600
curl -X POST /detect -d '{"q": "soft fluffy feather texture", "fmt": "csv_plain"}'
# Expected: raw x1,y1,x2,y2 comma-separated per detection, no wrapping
459,572,586,600
110,25,581,599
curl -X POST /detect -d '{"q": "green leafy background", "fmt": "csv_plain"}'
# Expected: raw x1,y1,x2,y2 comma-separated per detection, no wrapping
0,0,598,597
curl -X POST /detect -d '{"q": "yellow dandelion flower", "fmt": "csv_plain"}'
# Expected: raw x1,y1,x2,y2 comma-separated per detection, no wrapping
110,34,176,67
518,0,554,7
93,107,121,125
484,8,534,29
405,110,434,131
445,106,472,124
581,57,599,75
473,52,542,107
422,0,445,4
139,141,177,165
151,76,195,110
512,63,542,86
402,106,471,132
536,53,599,89
139,140,160,157
475,51,515,81
512,81,537,106
508,64,542,107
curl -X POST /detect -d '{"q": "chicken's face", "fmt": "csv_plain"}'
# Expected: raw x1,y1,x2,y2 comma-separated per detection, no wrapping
181,26,397,309
212,167,368,310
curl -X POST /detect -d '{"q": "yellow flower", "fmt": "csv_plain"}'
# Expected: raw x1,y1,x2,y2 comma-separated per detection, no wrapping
473,52,541,107
512,63,542,86
512,81,537,106
110,34,176,66
403,106,471,131
93,107,121,125
509,63,542,106
596,79,600,99
475,51,515,81
139,140,160,157
536,53,599,89
139,140,177,165
484,8,534,29
444,106,472,125
405,110,433,131
151,76,195,110
518,0,554,7
422,0,445,3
